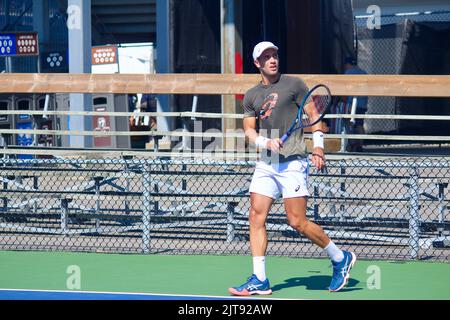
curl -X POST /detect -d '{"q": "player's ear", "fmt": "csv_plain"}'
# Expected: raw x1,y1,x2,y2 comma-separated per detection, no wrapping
253,59,261,69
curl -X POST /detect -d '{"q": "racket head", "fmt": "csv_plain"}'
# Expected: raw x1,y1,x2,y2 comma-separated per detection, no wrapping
298,84,331,128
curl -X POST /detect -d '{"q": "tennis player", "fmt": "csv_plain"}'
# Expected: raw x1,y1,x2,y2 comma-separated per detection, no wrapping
228,41,356,296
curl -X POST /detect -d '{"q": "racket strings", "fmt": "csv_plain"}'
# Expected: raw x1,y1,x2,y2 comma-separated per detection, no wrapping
301,89,330,127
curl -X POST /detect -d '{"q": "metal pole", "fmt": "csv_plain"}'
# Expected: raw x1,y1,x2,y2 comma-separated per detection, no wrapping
124,163,130,215
68,0,93,148
2,179,7,211
156,0,174,144
408,165,420,259
227,202,236,242
322,166,336,219
182,163,187,215
6,56,12,73
339,166,345,219
33,176,38,214
340,124,348,152
61,198,69,235
313,183,319,221
438,183,447,237
142,164,152,254
94,177,101,232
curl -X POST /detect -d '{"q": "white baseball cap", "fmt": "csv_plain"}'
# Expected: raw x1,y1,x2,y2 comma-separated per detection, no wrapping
252,41,278,61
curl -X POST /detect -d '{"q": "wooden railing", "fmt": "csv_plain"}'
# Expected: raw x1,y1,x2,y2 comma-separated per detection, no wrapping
1,73,450,96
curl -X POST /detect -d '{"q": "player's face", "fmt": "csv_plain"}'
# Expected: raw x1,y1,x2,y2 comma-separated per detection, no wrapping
255,48,279,76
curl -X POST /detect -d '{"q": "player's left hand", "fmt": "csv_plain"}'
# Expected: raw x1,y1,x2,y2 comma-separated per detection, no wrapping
311,147,325,170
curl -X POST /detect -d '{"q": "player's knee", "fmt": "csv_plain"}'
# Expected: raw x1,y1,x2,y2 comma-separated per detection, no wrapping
249,207,267,226
289,218,309,234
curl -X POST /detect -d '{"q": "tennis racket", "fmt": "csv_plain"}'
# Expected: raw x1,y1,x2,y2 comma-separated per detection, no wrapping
280,84,332,143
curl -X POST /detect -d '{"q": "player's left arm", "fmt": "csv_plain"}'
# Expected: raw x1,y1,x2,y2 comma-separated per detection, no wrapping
311,120,325,170
295,80,326,170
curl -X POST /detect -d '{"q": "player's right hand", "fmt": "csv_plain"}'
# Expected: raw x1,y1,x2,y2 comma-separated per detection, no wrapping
267,138,283,152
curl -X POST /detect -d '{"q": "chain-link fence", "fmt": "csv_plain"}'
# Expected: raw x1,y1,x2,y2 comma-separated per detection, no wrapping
354,11,450,135
0,156,448,261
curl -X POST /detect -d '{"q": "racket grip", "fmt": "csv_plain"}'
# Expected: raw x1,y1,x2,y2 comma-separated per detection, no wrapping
280,133,289,143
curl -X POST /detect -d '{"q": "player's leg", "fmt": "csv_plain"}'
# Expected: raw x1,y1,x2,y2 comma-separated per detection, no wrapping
249,192,273,258
228,165,278,296
280,160,356,292
284,196,330,248
284,196,356,292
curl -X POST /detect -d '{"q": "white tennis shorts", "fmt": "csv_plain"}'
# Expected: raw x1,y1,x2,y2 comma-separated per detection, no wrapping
249,158,310,199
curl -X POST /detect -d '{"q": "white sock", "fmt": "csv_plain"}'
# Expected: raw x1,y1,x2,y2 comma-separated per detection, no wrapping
324,241,344,263
253,256,266,281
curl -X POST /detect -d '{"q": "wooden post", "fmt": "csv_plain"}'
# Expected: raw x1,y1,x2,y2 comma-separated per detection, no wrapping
221,0,237,152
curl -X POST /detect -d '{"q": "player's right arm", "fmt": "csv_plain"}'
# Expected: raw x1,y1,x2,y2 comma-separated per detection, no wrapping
243,117,282,152
243,116,258,143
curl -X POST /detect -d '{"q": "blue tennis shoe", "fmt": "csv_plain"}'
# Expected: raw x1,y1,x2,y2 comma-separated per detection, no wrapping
228,274,272,296
329,251,357,292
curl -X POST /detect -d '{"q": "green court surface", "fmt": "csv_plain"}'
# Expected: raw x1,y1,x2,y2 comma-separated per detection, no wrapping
0,250,449,300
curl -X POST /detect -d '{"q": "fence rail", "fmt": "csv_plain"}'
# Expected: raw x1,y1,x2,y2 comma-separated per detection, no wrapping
2,110,450,121
0,110,449,145
1,129,449,142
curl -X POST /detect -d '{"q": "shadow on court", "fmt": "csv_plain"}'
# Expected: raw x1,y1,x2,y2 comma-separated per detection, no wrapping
272,276,362,292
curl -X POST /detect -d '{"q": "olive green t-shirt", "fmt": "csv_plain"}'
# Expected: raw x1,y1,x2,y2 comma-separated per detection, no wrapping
243,74,309,163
